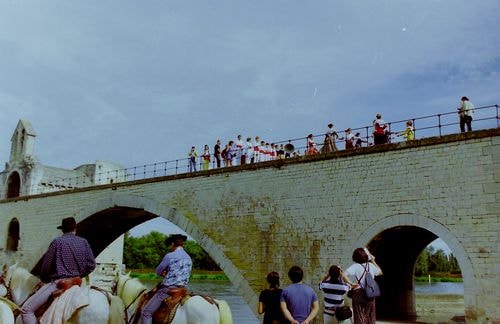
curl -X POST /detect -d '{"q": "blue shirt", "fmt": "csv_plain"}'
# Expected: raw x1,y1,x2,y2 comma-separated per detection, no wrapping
280,283,318,322
156,247,192,287
40,233,96,281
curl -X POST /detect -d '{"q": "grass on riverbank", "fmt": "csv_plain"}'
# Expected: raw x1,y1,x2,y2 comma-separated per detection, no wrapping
414,274,463,283
129,269,228,281
130,269,460,283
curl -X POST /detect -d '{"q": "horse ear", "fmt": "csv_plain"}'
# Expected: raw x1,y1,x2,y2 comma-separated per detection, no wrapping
126,271,131,277
9,262,18,272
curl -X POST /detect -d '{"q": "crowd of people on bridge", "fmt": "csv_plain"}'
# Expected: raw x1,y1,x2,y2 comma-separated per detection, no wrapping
186,96,475,172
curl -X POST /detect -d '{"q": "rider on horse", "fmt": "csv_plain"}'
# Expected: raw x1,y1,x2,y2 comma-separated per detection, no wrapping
20,217,96,324
140,234,193,324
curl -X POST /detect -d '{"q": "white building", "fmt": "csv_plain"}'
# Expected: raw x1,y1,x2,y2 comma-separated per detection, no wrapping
0,119,125,283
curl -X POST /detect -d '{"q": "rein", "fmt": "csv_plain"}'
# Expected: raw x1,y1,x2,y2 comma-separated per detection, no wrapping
0,272,14,303
0,268,44,307
117,276,147,324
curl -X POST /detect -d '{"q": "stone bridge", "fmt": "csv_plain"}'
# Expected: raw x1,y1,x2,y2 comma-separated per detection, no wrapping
1,129,498,323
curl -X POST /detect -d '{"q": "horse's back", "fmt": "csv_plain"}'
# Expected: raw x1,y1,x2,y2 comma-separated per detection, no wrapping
215,299,233,324
173,295,233,324
173,295,219,324
67,287,125,324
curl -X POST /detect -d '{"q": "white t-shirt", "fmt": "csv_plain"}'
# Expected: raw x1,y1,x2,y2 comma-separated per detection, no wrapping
345,263,382,288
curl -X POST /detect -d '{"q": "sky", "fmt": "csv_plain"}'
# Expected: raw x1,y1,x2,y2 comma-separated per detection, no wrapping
1,1,497,253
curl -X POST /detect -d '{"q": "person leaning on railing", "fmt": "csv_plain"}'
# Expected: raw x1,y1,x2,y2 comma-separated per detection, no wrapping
396,120,414,141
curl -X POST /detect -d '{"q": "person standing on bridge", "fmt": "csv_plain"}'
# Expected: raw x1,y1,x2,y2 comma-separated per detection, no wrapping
202,144,211,171
372,114,389,145
344,248,382,324
141,234,192,324
280,265,319,324
20,217,96,324
188,146,198,172
396,120,414,141
457,96,475,132
214,139,222,168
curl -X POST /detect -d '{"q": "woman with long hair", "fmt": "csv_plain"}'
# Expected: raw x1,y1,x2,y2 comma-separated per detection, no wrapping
258,271,285,324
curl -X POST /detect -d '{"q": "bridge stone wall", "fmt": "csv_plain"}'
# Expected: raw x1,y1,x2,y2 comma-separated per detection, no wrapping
0,129,498,323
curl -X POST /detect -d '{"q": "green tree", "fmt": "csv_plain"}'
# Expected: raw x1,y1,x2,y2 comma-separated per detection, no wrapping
123,232,220,271
414,246,462,277
414,248,430,276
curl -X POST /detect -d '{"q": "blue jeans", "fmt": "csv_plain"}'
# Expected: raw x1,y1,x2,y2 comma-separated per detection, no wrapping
21,281,59,324
141,287,171,324
188,158,196,172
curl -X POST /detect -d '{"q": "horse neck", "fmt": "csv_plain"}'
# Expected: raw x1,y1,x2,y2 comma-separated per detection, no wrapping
10,268,40,305
119,276,147,310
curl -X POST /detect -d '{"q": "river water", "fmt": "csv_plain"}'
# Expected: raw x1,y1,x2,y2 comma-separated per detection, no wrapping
146,280,464,323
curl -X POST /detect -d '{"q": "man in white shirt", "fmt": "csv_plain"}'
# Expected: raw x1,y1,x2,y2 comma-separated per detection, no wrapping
458,96,475,132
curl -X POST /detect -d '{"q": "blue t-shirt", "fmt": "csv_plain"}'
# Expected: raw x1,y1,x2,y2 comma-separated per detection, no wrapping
280,283,318,322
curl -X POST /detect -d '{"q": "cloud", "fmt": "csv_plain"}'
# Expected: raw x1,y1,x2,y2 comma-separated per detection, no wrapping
0,0,498,169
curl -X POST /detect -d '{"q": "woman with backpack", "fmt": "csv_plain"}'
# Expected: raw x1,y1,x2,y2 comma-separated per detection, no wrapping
344,248,383,324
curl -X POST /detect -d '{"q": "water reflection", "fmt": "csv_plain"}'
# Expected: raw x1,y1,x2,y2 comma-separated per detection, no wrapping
144,279,259,323
415,281,464,295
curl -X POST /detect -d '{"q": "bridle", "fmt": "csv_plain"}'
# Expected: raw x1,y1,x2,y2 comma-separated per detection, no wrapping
0,270,14,302
112,275,147,324
0,267,43,307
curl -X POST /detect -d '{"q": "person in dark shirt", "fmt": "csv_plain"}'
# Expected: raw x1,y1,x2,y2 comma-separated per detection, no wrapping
214,139,222,168
259,271,286,324
20,217,96,324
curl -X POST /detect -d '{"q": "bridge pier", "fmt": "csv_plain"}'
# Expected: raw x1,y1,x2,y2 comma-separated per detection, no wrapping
371,226,437,320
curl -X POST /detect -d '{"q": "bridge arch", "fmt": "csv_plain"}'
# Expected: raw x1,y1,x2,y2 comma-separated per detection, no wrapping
353,214,473,320
70,193,253,299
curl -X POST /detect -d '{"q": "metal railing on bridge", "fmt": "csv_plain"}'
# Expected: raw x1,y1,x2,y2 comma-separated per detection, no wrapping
1,104,498,199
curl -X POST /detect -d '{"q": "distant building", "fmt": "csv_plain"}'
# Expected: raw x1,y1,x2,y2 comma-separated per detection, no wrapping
1,119,127,198
0,119,125,285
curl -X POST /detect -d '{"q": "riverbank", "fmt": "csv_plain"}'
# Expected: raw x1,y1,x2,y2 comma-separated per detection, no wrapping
130,269,228,281
415,294,464,323
135,275,465,324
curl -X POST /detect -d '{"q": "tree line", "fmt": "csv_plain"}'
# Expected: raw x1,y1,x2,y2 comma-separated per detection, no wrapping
123,231,220,270
123,232,461,277
414,246,461,277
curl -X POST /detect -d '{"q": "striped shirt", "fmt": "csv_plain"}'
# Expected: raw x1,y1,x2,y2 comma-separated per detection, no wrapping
318,281,349,314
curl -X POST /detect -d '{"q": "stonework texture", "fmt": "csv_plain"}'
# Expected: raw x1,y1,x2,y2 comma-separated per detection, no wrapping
0,129,498,323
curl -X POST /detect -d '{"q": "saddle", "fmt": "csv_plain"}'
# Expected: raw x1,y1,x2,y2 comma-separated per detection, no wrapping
133,287,190,324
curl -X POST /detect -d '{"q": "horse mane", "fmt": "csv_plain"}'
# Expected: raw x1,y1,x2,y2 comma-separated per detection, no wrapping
4,264,40,305
118,274,148,306
10,265,39,289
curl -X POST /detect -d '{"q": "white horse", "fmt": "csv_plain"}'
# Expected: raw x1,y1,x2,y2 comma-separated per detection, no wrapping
114,272,233,324
0,266,17,324
0,263,125,324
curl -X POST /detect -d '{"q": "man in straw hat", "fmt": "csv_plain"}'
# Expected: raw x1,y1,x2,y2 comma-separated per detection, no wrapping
20,217,96,324
141,234,193,324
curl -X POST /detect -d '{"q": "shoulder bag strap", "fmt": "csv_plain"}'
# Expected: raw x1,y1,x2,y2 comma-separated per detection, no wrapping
355,264,368,285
